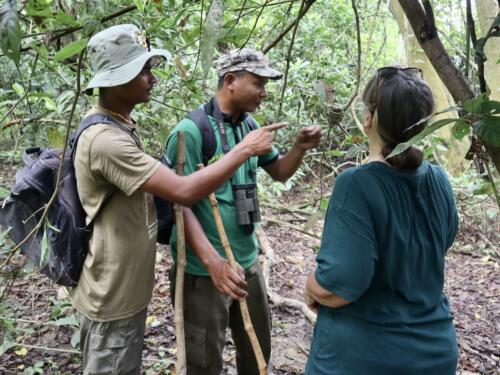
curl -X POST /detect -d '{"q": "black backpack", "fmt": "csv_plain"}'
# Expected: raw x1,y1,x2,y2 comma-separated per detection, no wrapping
155,105,258,245
0,114,129,286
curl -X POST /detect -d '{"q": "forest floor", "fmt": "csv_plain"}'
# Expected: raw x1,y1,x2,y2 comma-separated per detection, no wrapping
0,162,498,374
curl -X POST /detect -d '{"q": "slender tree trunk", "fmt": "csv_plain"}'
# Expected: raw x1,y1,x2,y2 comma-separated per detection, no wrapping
389,0,469,175
476,0,500,101
398,0,500,173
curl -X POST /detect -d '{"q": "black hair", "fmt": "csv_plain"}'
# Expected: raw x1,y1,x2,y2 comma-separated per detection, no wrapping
217,70,248,90
362,70,434,170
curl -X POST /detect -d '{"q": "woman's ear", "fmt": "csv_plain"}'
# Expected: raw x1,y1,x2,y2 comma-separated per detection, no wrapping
363,111,374,132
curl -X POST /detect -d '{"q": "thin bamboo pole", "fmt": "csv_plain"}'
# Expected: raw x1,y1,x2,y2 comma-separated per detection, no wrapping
174,132,187,375
197,164,267,375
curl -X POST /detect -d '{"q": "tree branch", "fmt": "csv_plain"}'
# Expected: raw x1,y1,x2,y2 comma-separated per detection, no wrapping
277,0,305,118
262,0,316,54
397,0,475,103
341,0,362,111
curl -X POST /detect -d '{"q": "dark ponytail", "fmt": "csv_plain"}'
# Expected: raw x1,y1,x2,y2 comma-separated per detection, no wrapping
362,69,434,170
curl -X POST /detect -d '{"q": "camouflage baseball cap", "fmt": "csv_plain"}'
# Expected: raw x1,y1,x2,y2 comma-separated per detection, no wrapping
216,48,282,80
85,24,171,94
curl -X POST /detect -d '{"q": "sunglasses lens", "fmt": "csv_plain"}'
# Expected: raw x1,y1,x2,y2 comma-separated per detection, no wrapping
378,67,399,77
403,68,423,78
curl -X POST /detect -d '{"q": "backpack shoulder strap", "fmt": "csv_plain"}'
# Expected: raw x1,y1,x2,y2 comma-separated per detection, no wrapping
187,106,216,166
71,114,135,157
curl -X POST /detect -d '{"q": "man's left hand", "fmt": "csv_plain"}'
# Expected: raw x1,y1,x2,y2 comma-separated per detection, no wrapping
294,126,323,151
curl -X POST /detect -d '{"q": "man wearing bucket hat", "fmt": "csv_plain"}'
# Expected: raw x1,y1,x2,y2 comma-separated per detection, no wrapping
165,48,322,374
72,26,285,374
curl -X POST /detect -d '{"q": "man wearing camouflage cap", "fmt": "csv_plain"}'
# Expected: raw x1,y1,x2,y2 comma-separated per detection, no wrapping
165,47,322,374
73,27,284,374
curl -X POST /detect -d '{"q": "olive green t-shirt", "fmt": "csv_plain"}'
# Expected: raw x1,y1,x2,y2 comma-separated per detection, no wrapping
71,110,161,322
166,110,279,275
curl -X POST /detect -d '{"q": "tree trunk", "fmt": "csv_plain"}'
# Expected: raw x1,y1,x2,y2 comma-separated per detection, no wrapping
476,0,500,102
397,0,500,173
390,0,469,175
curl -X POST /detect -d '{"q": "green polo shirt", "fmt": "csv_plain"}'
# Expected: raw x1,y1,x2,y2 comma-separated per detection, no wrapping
165,109,279,275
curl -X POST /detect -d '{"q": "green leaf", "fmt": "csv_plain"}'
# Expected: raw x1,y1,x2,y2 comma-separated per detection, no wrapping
39,225,51,269
475,115,500,147
12,82,24,98
51,315,78,327
134,0,147,14
43,97,57,111
462,93,498,115
319,197,330,211
0,0,21,65
54,39,88,62
0,186,9,198
387,118,463,159
451,120,471,140
54,11,79,27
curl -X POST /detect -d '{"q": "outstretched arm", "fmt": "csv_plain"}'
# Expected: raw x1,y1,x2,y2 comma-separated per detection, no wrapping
263,126,322,182
140,122,286,206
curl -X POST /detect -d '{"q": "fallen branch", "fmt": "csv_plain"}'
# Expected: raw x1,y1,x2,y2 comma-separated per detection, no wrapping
255,226,317,324
264,217,321,239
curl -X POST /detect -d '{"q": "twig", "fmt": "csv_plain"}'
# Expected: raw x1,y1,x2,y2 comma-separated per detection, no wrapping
12,343,79,354
341,0,361,112
262,0,316,54
197,164,268,375
264,217,320,239
240,0,270,49
277,0,305,118
174,132,187,375
189,0,204,82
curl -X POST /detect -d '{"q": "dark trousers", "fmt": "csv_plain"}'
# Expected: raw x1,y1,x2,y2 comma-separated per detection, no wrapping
170,261,271,375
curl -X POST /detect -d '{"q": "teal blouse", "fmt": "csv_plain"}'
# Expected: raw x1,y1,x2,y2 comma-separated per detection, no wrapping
306,161,459,375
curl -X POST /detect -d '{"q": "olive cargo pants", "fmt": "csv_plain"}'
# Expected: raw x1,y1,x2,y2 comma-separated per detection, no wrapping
170,261,271,375
76,308,147,375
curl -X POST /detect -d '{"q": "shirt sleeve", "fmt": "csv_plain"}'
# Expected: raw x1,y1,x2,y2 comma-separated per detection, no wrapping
89,128,161,196
165,118,203,176
315,169,378,302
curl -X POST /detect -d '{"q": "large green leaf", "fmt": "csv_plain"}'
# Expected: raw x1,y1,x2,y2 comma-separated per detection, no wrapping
451,120,471,140
387,118,464,159
54,39,88,62
0,0,21,65
463,93,500,115
475,115,500,147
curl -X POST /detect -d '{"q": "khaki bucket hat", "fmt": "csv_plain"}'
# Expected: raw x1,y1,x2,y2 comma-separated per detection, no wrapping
85,24,171,94
216,48,282,80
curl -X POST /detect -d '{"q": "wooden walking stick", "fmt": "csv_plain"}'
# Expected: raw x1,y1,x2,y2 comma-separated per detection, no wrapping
197,164,268,375
174,132,187,375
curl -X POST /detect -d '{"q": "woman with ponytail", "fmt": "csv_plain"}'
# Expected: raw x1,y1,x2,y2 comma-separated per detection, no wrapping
304,67,459,374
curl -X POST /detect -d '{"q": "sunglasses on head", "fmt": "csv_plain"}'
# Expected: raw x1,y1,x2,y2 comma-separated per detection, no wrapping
369,66,423,114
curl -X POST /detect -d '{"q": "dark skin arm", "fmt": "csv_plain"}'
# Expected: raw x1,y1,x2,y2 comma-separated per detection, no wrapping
140,122,286,205
264,126,322,182
183,208,247,299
